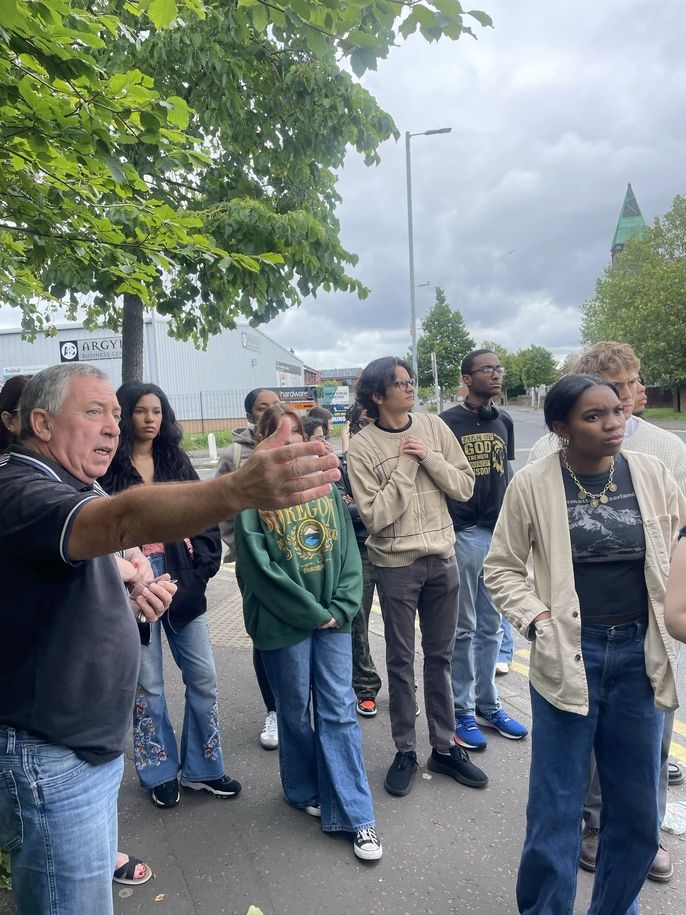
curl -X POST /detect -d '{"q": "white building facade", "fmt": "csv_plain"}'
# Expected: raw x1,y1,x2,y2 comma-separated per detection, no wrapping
0,315,305,431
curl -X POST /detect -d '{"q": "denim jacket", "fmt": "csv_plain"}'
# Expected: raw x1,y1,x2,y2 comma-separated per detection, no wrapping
484,450,686,715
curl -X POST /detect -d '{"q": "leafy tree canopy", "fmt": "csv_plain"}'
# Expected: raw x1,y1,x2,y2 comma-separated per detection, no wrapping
416,286,475,392
581,194,686,387
0,0,217,337
1,0,492,372
480,339,524,394
516,343,557,389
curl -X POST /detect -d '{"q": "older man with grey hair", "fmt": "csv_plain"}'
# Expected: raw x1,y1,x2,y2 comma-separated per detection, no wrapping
0,363,340,915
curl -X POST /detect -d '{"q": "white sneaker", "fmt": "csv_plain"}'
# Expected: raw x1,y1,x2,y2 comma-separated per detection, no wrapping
353,827,383,861
495,662,510,676
259,711,278,750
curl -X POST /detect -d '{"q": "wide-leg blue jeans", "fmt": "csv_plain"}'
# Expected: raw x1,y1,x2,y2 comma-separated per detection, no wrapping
133,554,224,788
0,727,122,914
517,622,663,915
261,629,375,833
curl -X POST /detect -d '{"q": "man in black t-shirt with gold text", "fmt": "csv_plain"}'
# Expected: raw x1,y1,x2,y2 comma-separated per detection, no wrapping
441,349,528,752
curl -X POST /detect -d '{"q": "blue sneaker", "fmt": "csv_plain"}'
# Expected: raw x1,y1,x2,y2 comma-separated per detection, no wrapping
476,707,528,740
454,715,488,751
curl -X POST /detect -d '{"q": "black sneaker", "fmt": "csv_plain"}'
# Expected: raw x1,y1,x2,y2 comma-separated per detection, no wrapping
384,751,417,796
151,777,180,808
180,774,242,798
353,827,383,861
427,746,489,789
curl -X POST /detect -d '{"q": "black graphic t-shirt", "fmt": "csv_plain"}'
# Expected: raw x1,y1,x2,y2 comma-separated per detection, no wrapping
562,453,648,625
439,405,515,530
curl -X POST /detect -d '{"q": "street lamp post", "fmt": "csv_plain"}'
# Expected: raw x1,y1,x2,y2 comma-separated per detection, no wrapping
405,127,451,383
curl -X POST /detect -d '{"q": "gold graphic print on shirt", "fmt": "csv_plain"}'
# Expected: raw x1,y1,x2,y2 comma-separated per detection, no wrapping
460,432,506,478
260,496,339,571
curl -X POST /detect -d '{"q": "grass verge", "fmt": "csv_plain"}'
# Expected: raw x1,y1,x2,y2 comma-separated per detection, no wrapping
643,407,686,423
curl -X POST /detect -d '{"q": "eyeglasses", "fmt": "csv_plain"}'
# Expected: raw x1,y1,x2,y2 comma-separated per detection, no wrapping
392,379,415,391
470,366,506,377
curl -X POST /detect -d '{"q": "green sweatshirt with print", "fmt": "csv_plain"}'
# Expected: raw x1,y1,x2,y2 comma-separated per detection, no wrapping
234,487,363,651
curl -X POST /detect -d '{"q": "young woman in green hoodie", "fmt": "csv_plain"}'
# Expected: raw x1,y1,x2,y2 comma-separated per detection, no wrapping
235,404,382,862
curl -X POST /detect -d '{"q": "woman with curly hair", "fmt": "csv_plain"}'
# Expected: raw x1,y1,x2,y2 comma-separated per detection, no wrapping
101,382,240,810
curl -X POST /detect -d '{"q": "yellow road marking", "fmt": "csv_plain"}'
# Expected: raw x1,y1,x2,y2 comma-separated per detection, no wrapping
672,719,686,740
668,742,686,765
510,660,530,677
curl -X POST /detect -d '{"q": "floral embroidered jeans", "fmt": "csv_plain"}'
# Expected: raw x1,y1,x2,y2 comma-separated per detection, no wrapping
133,555,224,788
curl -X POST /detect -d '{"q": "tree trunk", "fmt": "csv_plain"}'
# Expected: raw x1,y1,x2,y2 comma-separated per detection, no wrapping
121,293,145,382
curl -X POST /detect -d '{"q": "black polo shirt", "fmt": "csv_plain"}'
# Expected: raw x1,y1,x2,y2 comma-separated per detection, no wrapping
0,446,140,763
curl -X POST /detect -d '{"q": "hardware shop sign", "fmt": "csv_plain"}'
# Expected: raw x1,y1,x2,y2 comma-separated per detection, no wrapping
60,336,123,363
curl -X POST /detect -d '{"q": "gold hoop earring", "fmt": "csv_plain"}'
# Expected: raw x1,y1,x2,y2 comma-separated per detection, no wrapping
559,436,569,447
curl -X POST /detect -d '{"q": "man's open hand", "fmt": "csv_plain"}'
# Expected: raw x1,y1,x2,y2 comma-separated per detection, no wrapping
232,416,341,509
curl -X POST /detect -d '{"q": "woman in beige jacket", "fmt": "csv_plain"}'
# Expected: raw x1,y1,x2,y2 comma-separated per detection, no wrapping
484,374,685,915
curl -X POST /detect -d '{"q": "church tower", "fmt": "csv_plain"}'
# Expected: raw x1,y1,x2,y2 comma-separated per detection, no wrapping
611,183,646,262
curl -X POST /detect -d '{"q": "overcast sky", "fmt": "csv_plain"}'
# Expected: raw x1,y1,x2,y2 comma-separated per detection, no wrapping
2,0,684,375
264,0,686,370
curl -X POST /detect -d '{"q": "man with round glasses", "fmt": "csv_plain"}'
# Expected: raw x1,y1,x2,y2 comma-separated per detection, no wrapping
441,350,528,754
348,357,487,798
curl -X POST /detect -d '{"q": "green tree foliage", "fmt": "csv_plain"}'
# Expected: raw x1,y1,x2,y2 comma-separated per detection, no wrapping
480,339,524,395
0,0,218,338
581,195,686,388
416,287,475,392
1,0,492,378
103,1,493,377
516,344,557,389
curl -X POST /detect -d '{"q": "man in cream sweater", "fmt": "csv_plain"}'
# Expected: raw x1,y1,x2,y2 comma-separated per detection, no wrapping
529,341,686,884
348,356,488,797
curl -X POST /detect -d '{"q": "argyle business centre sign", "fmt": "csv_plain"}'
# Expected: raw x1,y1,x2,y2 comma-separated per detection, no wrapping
59,336,123,363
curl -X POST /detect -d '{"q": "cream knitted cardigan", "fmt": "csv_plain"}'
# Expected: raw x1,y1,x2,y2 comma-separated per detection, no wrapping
347,412,474,568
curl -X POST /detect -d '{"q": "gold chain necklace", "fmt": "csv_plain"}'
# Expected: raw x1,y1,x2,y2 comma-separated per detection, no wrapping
562,452,617,508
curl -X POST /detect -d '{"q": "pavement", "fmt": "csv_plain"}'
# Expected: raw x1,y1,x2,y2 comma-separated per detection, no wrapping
103,564,686,915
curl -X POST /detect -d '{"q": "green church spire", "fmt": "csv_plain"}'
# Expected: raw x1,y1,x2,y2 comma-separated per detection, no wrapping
611,183,646,262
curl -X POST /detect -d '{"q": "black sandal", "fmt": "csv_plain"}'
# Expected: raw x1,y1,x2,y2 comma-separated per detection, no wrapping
113,855,153,886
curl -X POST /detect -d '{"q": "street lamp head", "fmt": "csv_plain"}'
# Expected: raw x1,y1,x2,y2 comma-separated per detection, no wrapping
424,127,452,135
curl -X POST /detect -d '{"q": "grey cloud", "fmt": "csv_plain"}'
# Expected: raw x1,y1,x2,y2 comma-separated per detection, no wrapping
269,0,686,369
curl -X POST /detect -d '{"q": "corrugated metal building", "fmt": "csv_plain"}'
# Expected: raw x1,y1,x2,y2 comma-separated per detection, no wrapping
0,315,305,431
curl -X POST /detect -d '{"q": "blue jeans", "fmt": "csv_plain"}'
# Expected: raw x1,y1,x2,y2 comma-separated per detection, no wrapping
0,727,122,914
498,617,514,663
452,526,502,716
517,622,663,915
261,629,375,833
133,554,224,788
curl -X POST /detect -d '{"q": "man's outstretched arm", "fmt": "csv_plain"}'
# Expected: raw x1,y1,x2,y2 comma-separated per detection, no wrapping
69,417,340,561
